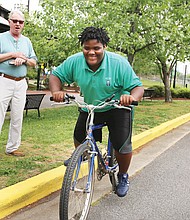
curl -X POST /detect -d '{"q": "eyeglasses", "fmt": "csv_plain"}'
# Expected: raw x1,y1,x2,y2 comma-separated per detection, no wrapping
10,19,24,24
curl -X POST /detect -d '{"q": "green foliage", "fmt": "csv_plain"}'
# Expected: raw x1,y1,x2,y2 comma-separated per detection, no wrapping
148,85,165,97
27,67,37,79
133,50,160,76
171,87,190,98
147,85,190,98
22,0,190,102
23,0,190,67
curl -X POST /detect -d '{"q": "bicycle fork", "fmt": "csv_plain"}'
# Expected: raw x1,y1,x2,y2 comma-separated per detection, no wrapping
71,150,96,193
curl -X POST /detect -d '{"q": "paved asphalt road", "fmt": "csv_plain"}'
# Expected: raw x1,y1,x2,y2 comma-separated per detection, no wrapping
4,120,190,220
88,126,190,220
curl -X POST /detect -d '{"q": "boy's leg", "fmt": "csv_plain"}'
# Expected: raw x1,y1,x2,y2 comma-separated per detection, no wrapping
107,109,133,197
115,151,132,174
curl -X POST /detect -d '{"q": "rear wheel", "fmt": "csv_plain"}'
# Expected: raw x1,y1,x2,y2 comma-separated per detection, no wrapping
59,142,95,220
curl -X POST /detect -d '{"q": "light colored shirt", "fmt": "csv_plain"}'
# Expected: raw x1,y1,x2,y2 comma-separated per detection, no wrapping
0,31,37,77
53,51,142,112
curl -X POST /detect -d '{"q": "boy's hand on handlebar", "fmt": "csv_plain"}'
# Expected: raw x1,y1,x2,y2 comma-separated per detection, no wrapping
120,94,136,106
52,91,65,102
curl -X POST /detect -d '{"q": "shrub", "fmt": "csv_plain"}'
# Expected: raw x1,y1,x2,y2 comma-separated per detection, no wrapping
171,87,190,99
148,85,165,97
147,85,190,99
27,67,37,79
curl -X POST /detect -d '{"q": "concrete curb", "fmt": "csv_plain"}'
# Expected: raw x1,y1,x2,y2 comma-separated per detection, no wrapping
0,113,190,219
132,112,190,150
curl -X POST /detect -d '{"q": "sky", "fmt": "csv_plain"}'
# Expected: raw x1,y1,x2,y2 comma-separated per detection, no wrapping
0,0,40,11
177,61,190,75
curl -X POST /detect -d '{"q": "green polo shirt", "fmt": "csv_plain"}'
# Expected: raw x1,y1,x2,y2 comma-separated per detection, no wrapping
0,31,37,77
53,51,142,112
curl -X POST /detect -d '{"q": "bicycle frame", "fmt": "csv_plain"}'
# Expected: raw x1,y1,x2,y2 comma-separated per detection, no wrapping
86,106,118,171
72,108,118,193
51,94,138,220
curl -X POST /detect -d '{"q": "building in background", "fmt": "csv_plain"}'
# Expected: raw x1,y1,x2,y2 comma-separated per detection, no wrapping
0,5,10,33
14,3,27,11
0,0,40,13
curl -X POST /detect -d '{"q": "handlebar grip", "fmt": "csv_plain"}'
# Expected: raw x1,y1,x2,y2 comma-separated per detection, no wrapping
115,100,138,106
131,101,138,106
49,96,65,101
50,94,75,102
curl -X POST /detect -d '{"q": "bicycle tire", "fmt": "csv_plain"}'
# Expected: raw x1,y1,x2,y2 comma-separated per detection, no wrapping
108,145,118,190
109,145,117,167
59,142,95,220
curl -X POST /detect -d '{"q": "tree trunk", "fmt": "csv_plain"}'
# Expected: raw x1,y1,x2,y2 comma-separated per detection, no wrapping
128,53,135,66
158,58,173,103
163,72,172,102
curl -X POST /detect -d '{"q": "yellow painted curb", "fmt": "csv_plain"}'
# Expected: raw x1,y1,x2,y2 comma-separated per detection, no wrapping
0,165,66,219
0,113,190,219
132,112,190,150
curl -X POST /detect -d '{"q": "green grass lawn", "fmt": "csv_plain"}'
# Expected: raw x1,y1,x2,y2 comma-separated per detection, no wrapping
140,77,163,88
0,100,190,189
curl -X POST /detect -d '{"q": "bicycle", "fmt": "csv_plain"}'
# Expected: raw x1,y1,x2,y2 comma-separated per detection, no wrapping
51,94,138,220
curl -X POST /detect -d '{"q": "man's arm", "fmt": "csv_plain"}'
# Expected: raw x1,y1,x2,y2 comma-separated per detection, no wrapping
0,52,25,63
49,74,65,102
130,86,144,101
0,52,36,67
24,58,36,67
120,86,144,106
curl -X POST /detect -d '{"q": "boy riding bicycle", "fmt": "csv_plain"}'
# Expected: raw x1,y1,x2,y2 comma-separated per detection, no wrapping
49,26,144,197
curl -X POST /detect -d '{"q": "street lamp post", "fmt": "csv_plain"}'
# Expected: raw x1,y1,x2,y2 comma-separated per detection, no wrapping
27,0,30,12
173,62,177,89
184,65,187,88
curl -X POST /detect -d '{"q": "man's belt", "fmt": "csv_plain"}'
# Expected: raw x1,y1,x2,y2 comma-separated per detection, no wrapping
0,73,25,81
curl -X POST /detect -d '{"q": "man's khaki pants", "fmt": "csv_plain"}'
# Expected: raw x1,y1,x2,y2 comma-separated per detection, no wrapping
0,76,27,153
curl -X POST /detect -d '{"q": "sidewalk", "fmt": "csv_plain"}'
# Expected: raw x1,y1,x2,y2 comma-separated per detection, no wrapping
0,90,190,219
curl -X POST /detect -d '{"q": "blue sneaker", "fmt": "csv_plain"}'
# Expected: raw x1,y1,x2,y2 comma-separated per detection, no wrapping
116,173,129,197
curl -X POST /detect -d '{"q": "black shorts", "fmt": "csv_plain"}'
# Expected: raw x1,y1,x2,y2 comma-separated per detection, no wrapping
74,108,133,154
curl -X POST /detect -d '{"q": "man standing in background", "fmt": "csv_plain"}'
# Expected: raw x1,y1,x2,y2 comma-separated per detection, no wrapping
0,10,37,156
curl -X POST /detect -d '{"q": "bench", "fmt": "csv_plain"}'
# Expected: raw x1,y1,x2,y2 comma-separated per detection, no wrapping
7,93,46,117
143,89,155,101
25,94,46,117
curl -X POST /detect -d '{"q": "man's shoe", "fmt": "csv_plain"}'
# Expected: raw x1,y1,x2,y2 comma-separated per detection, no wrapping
116,173,129,197
64,158,71,166
6,150,25,157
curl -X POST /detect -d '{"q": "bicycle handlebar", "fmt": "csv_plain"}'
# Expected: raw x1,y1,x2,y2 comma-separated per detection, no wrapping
50,93,138,110
50,93,75,102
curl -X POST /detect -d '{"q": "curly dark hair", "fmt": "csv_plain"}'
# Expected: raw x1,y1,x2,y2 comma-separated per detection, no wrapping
78,26,110,46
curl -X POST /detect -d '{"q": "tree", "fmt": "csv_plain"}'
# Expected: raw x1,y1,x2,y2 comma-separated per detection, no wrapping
24,0,83,66
147,0,190,101
23,0,190,102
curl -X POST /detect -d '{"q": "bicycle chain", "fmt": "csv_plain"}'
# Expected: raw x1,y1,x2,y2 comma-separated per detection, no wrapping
97,153,107,181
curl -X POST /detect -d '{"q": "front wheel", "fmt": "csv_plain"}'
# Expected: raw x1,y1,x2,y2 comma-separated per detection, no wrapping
59,142,95,220
108,145,118,192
